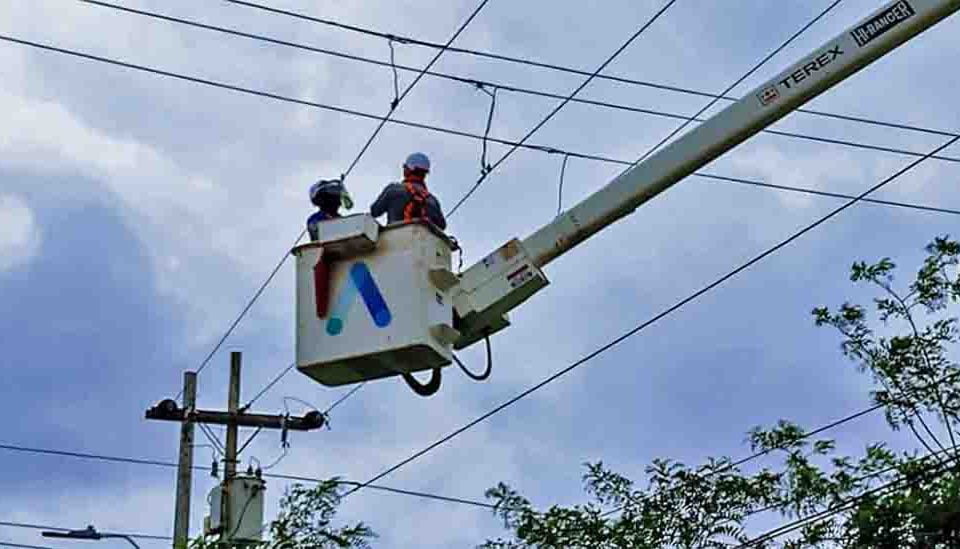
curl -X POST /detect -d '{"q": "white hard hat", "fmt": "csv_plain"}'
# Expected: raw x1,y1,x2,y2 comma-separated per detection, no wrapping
404,152,431,172
309,179,353,210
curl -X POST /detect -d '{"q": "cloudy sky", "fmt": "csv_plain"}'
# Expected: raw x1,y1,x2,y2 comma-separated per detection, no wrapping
1,0,959,547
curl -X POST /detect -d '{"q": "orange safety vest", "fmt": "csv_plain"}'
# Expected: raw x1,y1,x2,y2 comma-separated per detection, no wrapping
402,178,432,223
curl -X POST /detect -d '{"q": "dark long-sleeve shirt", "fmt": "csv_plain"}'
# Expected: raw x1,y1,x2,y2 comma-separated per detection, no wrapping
370,182,447,230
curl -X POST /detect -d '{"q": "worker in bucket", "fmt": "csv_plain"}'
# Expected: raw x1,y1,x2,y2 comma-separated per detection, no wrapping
370,152,447,230
307,178,353,241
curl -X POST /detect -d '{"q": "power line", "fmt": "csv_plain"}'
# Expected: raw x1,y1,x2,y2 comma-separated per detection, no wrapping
57,0,482,401
241,368,363,432
0,443,495,511
18,6,479,399
323,383,367,415
16,2,959,534
12,10,956,428
338,0,490,180
647,445,958,539
0,542,60,549
2,33,957,223
342,132,960,499
5,30,959,416
0,522,168,542
615,0,947,463
598,369,960,519
178,232,303,394
241,0,678,413
0,394,915,521
216,0,487,403
451,0,842,214
668,446,960,544
241,362,295,411
236,0,679,411
184,0,486,392
340,3,946,497
696,172,960,217
272,473,495,510
735,451,959,548
224,0,960,141
236,0,490,408
73,1,960,171
4,373,957,522
446,0,680,216
630,0,842,170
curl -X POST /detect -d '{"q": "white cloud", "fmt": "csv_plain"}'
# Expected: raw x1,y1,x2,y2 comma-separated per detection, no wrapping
0,194,41,272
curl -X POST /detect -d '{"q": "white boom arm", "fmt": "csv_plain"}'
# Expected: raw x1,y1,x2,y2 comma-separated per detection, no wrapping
451,0,960,348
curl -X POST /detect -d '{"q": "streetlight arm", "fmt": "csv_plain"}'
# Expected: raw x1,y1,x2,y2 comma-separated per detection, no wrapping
40,527,140,549
101,535,140,549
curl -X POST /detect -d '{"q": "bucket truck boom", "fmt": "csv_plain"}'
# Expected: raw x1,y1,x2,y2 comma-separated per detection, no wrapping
450,0,960,348
294,0,959,393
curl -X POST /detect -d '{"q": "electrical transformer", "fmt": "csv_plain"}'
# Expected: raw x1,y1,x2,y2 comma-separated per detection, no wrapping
205,475,265,543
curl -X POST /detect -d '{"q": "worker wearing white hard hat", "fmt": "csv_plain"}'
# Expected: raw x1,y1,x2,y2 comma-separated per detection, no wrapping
306,178,353,241
370,152,447,230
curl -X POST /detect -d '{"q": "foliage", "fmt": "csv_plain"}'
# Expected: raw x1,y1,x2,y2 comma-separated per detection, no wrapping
483,237,960,548
190,478,375,549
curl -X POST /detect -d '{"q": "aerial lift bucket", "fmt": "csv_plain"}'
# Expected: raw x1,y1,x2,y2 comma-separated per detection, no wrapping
293,214,461,388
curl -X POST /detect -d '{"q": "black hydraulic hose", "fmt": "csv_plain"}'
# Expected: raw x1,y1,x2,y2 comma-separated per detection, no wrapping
402,368,442,396
454,337,493,381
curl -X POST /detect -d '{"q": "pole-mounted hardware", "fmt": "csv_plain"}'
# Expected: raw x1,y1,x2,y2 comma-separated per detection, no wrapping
146,400,326,432
148,353,324,548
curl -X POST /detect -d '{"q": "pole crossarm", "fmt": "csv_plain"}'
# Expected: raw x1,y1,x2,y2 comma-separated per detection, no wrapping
146,402,326,431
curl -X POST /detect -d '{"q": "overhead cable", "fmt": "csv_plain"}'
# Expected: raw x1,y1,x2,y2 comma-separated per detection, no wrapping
734,451,959,547
0,522,168,542
631,0,843,169
445,0,680,216
215,0,490,406
0,443,495,510
179,230,305,396
0,542,60,549
71,0,488,397
609,0,946,462
5,368,956,520
7,30,958,416
223,0,960,139
598,370,960,519
241,362,296,411
77,0,960,159
242,0,679,407
323,383,367,415
338,0,491,180
450,0,844,214
2,34,957,222
342,133,960,499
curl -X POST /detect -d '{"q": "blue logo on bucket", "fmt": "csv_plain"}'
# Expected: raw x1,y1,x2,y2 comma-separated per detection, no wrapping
326,262,392,335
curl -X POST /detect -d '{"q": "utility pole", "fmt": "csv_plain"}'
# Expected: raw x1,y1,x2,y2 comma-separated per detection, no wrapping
147,352,325,547
224,352,241,478
222,352,241,548
173,371,197,549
